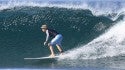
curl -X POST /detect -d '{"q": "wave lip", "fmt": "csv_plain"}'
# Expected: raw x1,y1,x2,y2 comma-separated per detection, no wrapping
0,0,125,16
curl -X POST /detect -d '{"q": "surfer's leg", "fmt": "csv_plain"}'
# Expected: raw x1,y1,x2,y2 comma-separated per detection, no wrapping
49,45,55,57
56,44,63,55
49,37,57,57
55,34,63,54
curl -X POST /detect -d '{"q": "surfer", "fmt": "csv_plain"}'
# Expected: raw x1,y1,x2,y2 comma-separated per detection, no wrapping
41,24,64,57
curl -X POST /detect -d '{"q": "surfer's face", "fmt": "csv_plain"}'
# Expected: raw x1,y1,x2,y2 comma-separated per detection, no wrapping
42,28,46,32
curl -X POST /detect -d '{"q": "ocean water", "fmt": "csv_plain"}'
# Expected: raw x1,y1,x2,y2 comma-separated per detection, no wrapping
0,0,125,70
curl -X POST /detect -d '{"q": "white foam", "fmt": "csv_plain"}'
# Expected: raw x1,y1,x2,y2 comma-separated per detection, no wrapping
0,0,125,17
59,19,125,60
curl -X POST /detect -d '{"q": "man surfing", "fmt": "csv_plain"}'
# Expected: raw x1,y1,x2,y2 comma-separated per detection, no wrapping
41,24,64,57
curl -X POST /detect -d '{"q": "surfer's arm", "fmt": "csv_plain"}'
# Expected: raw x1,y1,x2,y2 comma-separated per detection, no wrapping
45,30,49,42
44,30,49,46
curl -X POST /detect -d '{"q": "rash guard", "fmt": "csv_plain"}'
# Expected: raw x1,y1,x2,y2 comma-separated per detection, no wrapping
45,29,59,42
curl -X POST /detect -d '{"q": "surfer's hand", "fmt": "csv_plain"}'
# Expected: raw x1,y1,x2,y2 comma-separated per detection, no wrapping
48,43,50,46
44,42,47,46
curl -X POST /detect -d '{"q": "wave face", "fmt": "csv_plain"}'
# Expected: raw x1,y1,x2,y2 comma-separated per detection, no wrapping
0,0,125,69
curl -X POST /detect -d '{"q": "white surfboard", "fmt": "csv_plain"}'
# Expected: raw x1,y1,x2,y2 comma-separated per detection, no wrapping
24,56,59,60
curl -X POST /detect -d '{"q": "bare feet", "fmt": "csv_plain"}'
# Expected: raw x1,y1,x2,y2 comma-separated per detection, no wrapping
49,54,55,58
60,53,63,55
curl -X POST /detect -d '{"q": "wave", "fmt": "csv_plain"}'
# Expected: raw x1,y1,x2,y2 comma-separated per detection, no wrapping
0,0,125,59
0,7,114,32
0,0,125,16
0,7,115,54
60,19,125,60
0,0,125,67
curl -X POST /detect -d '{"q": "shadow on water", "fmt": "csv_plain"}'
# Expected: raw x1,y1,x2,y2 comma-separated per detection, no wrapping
24,59,58,68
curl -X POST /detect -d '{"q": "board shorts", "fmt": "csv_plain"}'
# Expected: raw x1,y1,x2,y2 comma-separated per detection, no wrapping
50,34,63,46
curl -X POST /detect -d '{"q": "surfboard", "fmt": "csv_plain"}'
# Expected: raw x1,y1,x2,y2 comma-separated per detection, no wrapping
24,56,59,60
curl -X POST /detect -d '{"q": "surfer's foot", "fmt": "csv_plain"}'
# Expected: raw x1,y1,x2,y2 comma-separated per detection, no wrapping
49,54,55,58
60,53,63,55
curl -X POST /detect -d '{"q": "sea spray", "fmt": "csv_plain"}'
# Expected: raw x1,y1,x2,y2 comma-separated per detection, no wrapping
60,20,125,60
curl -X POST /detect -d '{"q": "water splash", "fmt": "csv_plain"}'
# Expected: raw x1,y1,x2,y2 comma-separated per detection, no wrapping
60,19,125,60
0,0,125,16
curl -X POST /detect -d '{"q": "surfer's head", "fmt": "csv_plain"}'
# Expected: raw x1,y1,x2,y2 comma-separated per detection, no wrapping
41,24,47,32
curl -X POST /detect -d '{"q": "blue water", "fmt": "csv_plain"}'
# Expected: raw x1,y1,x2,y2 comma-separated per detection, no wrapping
1,67,125,70
0,0,125,70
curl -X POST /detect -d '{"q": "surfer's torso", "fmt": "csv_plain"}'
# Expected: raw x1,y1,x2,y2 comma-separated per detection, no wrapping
47,29,59,38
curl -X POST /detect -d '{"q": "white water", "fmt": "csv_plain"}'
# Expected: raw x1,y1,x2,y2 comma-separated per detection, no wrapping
0,0,125,17
60,19,125,60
